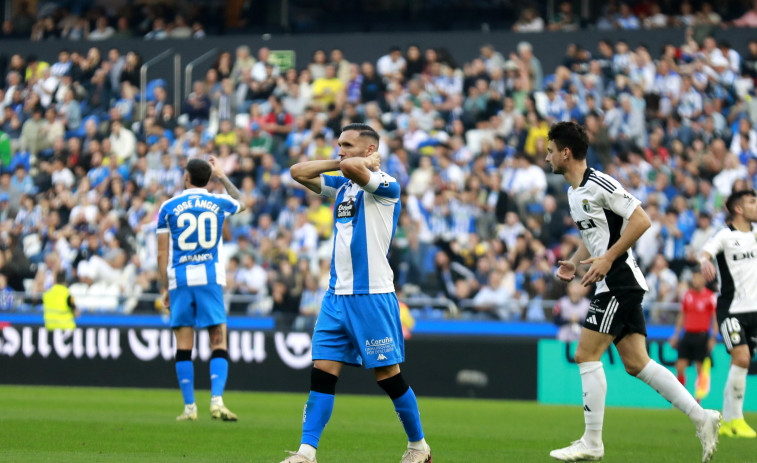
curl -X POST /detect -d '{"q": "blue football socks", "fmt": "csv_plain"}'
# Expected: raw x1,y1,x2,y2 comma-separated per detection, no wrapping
379,373,424,442
210,349,229,397
301,368,339,448
301,391,336,448
392,387,425,441
175,349,195,405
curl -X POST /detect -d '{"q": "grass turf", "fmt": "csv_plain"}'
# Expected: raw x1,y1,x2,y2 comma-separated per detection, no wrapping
0,385,754,462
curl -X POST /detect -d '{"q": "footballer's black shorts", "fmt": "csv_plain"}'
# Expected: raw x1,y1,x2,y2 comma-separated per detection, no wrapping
717,311,757,358
583,289,646,344
678,332,710,362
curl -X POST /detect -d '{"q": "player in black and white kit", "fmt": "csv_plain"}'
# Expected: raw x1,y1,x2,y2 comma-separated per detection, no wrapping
699,188,757,438
546,122,721,462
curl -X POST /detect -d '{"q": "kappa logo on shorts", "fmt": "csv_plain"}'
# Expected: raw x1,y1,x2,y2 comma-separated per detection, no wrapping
377,354,388,361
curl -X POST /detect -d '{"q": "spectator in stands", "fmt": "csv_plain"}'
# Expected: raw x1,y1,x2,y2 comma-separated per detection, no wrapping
554,282,591,342
512,7,545,32
144,18,168,40
112,17,132,39
377,46,406,81
643,4,669,28
182,81,212,125
109,120,136,165
616,3,641,29
170,15,192,39
89,16,114,41
252,47,275,82
469,270,513,320
549,1,580,31
308,49,328,81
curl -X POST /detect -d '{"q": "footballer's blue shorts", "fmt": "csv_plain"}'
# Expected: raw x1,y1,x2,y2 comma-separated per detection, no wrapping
312,292,405,369
169,284,226,328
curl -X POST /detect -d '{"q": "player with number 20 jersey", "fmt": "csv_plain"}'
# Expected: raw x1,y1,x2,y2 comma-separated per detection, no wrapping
157,156,245,423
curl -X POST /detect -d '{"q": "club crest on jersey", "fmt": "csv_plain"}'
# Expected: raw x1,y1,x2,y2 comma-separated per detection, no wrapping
336,198,357,223
582,199,590,213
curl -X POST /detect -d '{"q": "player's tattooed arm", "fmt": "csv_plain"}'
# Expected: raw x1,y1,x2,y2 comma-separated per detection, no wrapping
208,155,247,211
217,174,246,211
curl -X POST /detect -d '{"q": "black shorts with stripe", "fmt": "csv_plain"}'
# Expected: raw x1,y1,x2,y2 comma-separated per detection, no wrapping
584,290,647,344
678,332,710,362
717,311,757,358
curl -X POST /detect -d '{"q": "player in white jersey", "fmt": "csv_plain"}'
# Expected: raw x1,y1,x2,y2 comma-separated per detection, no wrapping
157,156,245,422
699,188,757,438
546,122,720,462
280,124,430,463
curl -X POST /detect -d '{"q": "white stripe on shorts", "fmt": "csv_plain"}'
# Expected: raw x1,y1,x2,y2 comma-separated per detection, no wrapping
600,297,618,334
721,321,733,351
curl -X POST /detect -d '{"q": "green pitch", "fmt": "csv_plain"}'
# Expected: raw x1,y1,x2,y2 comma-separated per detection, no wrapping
1,385,755,462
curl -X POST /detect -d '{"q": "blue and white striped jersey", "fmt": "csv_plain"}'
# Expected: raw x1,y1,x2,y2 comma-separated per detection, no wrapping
156,188,240,290
320,171,401,295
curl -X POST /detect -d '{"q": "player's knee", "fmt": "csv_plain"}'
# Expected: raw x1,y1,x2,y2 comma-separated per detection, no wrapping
625,364,643,376
310,367,339,395
573,348,593,364
732,352,751,368
377,372,410,400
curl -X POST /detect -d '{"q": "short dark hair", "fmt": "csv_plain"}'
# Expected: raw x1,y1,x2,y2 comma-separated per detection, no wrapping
548,121,589,161
186,157,212,187
725,189,756,216
342,123,379,144
56,272,67,284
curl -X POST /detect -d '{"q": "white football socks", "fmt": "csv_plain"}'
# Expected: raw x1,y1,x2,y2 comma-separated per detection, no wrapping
723,365,748,421
297,444,317,461
408,438,429,451
636,359,704,427
210,395,224,407
579,361,606,448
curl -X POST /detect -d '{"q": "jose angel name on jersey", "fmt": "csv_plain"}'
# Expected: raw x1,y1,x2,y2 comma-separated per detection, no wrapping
568,168,648,295
702,224,757,315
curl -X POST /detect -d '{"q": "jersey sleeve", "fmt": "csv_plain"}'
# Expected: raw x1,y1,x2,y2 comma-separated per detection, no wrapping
156,202,169,234
320,174,350,198
597,183,641,220
363,171,400,201
701,229,726,257
215,194,241,216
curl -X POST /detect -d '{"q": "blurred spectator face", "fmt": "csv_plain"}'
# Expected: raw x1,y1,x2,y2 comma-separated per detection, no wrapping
237,45,250,60
206,68,218,85
425,48,437,63
258,47,270,62
408,45,421,60
313,49,326,64
691,271,705,290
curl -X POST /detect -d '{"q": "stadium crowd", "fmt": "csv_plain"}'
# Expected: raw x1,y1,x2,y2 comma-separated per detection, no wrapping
1,1,757,41
0,24,756,329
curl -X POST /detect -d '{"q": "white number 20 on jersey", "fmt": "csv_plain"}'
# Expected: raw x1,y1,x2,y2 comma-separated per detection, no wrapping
176,211,218,251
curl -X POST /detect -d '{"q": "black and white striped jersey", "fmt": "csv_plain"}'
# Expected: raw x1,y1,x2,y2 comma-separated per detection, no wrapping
567,168,648,294
702,224,757,315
